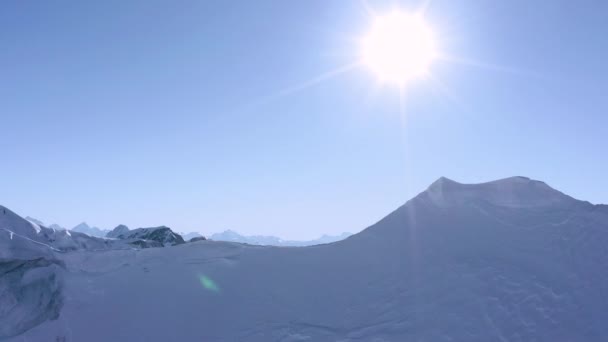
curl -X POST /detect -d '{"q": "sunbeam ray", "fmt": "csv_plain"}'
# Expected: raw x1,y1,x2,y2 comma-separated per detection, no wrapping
246,62,362,109
425,73,473,116
276,62,362,97
439,55,541,77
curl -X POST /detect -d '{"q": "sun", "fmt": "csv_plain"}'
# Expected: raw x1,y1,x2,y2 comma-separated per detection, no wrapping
362,11,437,85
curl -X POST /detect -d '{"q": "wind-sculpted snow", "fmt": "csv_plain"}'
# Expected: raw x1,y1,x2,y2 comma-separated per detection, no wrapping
5,177,608,341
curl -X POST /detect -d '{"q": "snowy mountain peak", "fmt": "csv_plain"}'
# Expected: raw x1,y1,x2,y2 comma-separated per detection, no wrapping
72,222,109,238
106,224,130,238
425,176,576,208
73,222,91,230
426,176,460,192
115,224,129,230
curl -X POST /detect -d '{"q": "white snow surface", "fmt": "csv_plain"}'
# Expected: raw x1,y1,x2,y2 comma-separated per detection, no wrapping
5,176,608,341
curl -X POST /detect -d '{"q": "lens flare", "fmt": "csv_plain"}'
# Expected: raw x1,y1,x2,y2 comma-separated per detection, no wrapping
198,274,220,292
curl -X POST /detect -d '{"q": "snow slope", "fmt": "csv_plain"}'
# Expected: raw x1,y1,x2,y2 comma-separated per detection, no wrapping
6,177,608,341
0,207,57,260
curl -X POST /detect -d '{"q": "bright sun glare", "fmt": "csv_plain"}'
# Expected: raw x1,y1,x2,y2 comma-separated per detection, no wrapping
362,11,437,85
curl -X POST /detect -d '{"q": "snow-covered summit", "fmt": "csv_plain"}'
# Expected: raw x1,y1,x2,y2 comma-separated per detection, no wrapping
72,222,109,238
106,224,130,238
423,176,578,208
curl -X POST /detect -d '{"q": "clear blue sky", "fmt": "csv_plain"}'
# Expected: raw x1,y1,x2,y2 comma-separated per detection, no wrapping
1,0,607,239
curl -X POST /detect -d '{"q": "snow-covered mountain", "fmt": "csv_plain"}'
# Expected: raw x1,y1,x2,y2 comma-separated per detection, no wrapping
24,217,67,233
48,223,66,231
71,222,109,238
3,210,114,253
24,216,45,227
105,224,130,238
22,217,107,238
210,229,352,246
1,212,184,255
106,225,185,247
5,176,608,341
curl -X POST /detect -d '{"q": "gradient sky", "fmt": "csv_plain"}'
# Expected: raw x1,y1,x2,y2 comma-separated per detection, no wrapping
1,0,607,239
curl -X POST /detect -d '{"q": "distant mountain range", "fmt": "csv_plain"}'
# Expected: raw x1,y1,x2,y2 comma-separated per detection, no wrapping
23,218,109,238
23,217,351,246
209,229,352,246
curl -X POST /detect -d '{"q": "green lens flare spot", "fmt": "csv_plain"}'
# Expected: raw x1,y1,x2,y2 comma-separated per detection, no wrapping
198,274,220,292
